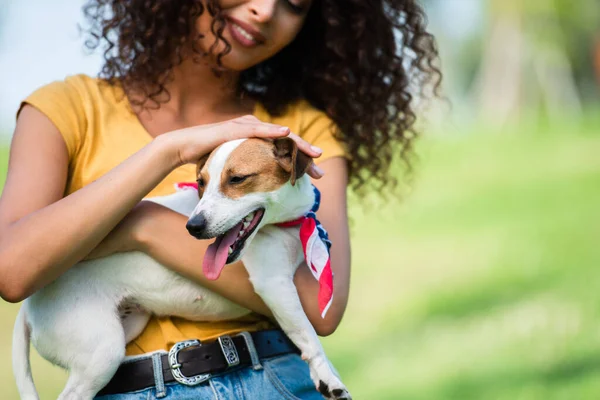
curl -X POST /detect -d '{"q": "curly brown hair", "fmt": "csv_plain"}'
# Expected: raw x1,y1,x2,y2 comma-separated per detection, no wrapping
83,0,442,196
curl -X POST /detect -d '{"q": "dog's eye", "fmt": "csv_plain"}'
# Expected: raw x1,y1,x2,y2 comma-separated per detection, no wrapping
229,175,249,185
197,178,205,188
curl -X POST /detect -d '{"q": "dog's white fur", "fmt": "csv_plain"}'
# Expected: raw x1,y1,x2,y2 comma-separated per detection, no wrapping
12,138,350,400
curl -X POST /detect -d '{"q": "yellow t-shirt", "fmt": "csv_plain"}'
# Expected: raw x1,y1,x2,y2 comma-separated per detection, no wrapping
22,74,346,355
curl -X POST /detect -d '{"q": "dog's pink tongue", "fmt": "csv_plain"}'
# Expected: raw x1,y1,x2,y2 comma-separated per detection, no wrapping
202,223,242,280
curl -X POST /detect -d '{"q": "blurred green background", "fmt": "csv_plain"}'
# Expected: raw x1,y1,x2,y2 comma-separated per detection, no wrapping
1,0,600,399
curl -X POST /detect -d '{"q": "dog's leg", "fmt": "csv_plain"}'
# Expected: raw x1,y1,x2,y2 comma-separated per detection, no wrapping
244,229,351,400
34,299,128,400
56,323,125,400
251,275,350,400
118,302,152,343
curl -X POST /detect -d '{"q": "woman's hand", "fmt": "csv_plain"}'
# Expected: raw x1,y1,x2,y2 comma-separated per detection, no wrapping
158,115,325,178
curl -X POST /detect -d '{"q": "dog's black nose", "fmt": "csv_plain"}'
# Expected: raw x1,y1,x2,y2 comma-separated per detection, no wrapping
186,214,207,238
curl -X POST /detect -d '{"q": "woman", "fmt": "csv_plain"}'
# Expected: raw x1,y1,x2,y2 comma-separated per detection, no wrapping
0,0,441,398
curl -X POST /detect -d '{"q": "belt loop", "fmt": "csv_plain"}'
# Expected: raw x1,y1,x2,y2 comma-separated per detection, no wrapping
236,331,262,370
152,352,167,398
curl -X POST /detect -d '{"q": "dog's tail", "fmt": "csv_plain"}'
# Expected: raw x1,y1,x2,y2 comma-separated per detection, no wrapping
12,304,39,400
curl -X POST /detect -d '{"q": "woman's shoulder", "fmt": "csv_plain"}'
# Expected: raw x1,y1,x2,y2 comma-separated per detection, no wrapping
63,74,124,104
62,73,100,90
29,74,124,109
21,74,128,161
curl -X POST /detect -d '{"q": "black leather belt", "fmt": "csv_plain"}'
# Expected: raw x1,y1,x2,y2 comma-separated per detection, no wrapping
97,329,299,396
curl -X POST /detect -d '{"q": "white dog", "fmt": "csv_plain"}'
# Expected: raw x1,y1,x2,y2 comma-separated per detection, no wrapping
12,137,351,400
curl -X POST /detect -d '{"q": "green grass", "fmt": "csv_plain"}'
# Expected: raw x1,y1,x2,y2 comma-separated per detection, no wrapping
1,126,599,399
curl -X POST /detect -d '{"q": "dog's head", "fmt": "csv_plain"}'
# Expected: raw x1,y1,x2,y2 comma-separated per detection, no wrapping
186,137,316,280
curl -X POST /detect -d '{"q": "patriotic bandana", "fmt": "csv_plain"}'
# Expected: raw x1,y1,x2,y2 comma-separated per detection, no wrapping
175,183,333,319
175,182,200,191
275,186,333,319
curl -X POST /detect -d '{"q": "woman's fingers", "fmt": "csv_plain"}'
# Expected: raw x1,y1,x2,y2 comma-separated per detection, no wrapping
228,119,324,158
306,163,325,179
226,116,289,140
285,132,323,158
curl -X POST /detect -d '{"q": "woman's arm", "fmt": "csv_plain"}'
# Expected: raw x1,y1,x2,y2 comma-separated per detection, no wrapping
118,157,350,336
0,108,316,303
0,106,174,302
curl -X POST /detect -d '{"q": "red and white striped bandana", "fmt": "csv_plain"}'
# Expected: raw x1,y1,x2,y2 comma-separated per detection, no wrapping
276,186,333,318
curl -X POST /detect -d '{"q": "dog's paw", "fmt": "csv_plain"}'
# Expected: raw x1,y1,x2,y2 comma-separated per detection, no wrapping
308,358,351,400
318,380,352,400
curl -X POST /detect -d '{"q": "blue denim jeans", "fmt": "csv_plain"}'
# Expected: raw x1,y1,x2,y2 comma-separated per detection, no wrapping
95,352,323,400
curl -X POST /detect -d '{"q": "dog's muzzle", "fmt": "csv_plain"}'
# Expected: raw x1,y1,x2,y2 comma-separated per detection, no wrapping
186,213,207,239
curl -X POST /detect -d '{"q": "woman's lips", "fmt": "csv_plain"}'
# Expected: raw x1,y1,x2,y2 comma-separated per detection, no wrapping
226,17,265,48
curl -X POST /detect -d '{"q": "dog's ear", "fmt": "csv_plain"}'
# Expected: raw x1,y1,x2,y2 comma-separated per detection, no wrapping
196,154,210,177
273,137,313,186
195,154,210,196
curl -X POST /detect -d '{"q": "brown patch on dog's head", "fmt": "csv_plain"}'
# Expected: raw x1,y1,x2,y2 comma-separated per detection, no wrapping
219,139,288,199
218,138,312,199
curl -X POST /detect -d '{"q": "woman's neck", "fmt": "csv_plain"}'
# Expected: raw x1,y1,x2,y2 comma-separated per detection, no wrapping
132,57,255,137
166,58,242,116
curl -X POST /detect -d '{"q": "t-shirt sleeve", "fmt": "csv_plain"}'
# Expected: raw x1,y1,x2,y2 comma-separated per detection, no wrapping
296,102,348,165
17,77,87,159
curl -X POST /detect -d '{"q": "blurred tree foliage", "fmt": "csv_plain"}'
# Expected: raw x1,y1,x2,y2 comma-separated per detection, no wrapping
524,0,600,99
478,0,599,125
422,0,600,126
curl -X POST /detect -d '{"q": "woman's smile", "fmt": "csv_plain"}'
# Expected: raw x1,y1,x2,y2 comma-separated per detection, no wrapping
194,1,309,71
226,16,266,48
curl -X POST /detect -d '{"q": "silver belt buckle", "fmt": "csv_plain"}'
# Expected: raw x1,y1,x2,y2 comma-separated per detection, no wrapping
218,335,240,367
168,339,211,386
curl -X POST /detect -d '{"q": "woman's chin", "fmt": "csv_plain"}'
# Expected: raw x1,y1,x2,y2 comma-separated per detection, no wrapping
218,54,266,72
